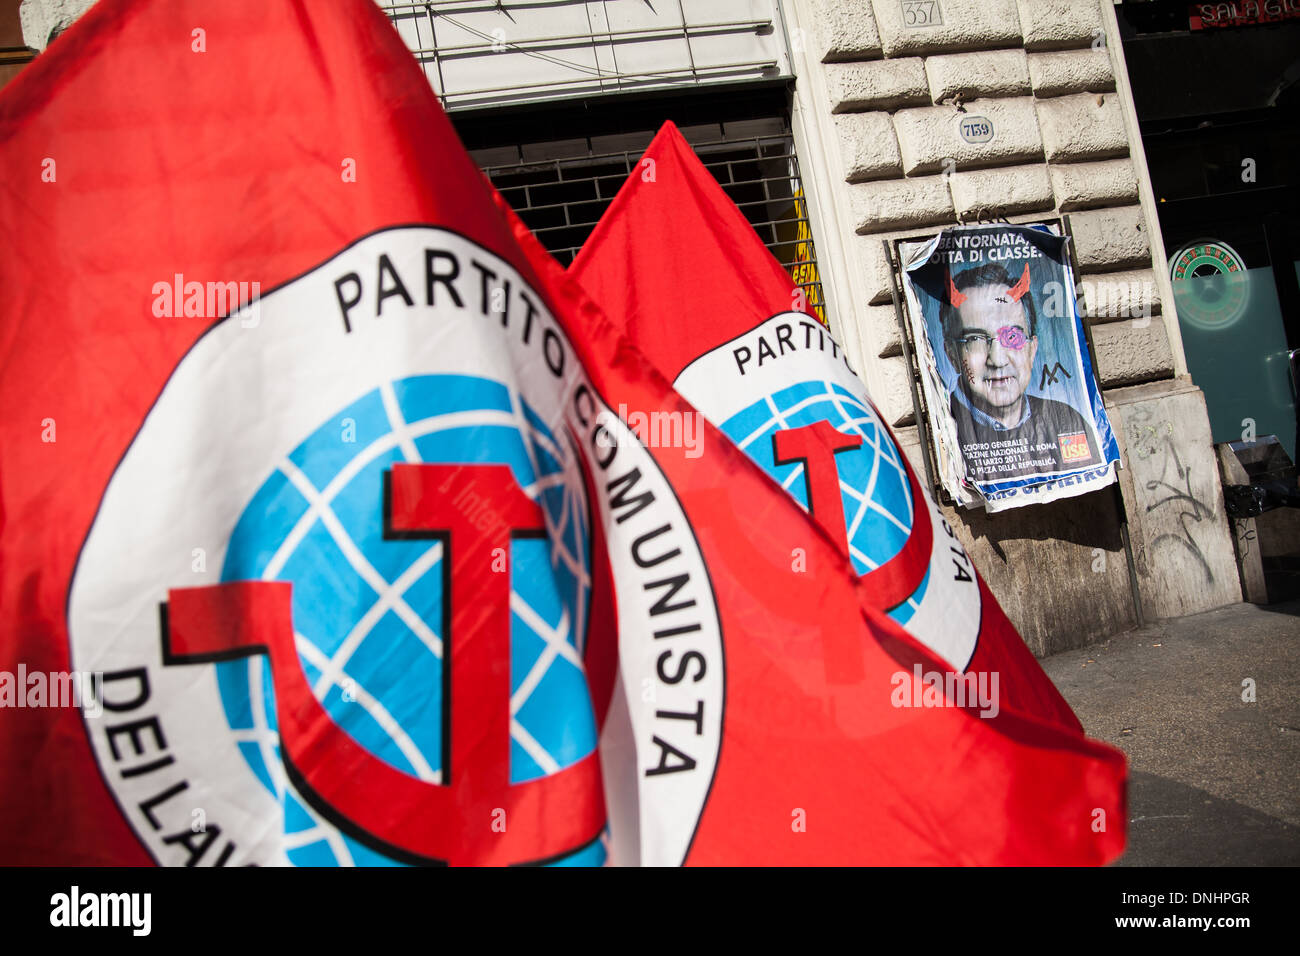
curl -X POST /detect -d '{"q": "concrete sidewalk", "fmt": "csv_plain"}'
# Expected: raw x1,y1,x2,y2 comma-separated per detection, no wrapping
1042,600,1300,866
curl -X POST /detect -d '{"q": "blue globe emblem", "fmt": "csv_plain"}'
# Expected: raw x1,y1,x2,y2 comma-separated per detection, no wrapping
215,373,604,866
718,379,929,625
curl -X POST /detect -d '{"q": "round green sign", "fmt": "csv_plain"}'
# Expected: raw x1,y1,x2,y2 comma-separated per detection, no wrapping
1169,239,1248,330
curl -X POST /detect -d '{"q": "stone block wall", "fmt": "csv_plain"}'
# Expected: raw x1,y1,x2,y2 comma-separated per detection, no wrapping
802,0,1166,433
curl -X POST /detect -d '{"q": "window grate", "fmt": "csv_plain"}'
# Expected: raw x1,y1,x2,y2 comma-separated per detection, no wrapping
476,130,827,324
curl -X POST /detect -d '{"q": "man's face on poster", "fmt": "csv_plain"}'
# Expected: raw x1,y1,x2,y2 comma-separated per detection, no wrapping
953,287,1038,425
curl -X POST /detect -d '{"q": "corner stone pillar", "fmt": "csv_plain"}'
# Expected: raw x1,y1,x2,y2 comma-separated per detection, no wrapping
1108,379,1242,619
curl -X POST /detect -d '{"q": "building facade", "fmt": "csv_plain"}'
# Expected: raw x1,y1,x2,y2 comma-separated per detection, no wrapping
16,0,1293,654
780,0,1246,653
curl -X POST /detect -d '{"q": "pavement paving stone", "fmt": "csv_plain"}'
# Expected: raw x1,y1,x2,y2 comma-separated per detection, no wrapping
1043,600,1300,866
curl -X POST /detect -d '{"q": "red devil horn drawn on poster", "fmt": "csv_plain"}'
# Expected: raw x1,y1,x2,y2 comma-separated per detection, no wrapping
1005,263,1032,303
946,269,968,308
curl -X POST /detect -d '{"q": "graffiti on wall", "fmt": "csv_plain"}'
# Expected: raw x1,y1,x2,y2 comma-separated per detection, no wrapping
1127,406,1217,583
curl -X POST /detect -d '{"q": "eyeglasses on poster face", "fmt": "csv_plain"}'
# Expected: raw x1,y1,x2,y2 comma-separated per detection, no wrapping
957,325,1029,357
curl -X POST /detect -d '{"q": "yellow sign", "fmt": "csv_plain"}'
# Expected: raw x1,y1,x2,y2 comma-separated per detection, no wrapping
790,190,827,327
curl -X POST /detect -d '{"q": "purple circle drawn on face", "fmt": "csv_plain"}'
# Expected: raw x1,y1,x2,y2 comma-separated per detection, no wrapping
996,325,1026,350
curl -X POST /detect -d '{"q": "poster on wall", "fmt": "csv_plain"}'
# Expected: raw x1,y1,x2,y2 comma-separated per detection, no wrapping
899,223,1121,512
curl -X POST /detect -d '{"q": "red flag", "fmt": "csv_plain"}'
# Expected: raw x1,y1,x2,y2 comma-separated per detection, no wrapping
0,0,618,866
565,122,1127,862
571,121,1086,731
